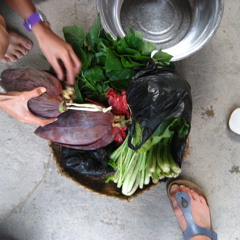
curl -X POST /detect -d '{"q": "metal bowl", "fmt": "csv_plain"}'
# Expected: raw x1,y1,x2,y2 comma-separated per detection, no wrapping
97,0,224,61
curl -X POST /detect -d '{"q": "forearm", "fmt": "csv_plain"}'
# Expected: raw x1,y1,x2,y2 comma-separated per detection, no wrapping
3,0,35,19
4,0,81,85
3,0,51,37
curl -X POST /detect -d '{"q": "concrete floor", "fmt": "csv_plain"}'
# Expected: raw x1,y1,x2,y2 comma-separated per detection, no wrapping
0,0,240,239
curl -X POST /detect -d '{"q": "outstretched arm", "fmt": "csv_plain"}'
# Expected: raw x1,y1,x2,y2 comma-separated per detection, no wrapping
4,0,81,85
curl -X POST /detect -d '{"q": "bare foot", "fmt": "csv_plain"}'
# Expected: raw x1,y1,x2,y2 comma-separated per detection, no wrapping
0,31,33,63
170,184,212,240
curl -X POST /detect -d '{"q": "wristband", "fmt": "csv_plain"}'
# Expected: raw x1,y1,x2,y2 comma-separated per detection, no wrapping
23,10,47,31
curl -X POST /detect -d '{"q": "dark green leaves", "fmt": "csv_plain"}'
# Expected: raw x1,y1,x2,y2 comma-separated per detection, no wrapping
63,25,84,47
84,67,105,83
63,16,173,103
152,50,173,67
105,49,123,71
141,42,156,55
107,68,135,89
86,16,101,48
124,28,143,50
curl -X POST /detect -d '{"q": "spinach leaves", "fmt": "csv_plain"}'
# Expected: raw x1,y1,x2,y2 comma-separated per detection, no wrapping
63,16,172,103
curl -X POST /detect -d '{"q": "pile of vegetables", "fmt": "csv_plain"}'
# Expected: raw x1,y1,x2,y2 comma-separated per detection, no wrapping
62,17,173,103
0,17,192,196
107,65,192,195
108,119,188,196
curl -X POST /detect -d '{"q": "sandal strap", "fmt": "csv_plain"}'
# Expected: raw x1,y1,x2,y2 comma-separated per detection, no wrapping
175,192,217,240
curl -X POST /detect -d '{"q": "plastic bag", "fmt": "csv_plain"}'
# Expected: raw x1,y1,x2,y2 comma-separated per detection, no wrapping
61,144,115,177
126,62,192,165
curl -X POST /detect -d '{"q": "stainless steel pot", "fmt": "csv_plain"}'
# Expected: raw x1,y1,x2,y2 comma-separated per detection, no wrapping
97,0,224,61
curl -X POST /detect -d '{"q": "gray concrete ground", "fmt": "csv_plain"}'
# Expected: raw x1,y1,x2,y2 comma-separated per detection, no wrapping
0,0,240,239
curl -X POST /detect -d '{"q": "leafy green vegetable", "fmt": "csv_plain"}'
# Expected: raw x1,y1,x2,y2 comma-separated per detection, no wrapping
63,25,85,47
74,78,83,103
152,50,172,67
84,67,105,83
108,118,189,196
105,48,123,71
141,41,156,55
63,16,173,103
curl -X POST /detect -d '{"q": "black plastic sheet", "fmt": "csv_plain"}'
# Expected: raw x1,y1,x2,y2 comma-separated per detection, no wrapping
61,144,115,177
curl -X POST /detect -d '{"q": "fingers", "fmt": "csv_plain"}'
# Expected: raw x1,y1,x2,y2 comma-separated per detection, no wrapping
70,51,82,75
61,49,81,85
49,46,81,85
39,117,57,126
24,87,46,100
51,58,64,81
63,52,75,85
21,88,57,126
21,111,57,126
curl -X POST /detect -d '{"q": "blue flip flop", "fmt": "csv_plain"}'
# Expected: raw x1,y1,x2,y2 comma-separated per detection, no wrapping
167,179,218,240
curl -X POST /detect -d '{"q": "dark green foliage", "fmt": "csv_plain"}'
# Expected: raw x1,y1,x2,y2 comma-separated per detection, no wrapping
63,16,173,103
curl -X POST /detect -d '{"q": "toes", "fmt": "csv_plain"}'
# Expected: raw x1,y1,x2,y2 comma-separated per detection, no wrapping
23,40,33,50
0,58,8,63
184,186,196,200
179,185,199,202
189,189,201,201
199,195,207,204
16,34,33,50
16,45,29,55
5,53,17,62
4,48,28,63
0,56,10,63
170,184,180,208
169,184,188,232
179,185,186,192
8,31,33,50
170,184,179,195
13,50,24,59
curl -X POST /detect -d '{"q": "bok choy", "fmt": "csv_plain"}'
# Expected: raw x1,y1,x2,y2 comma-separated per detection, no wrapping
108,118,190,196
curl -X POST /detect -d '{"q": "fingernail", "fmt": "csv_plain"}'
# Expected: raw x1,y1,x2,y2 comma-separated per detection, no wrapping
40,87,47,93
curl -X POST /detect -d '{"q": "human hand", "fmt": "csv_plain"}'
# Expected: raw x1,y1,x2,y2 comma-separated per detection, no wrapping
33,23,81,85
0,87,57,126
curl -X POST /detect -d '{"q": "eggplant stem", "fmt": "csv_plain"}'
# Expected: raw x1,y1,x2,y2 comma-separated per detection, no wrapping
66,103,112,113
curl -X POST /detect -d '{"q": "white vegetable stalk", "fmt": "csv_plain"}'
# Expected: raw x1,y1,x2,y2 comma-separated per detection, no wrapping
66,103,112,113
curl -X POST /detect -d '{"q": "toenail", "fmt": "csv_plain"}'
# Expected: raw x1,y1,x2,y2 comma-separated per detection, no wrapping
27,42,32,48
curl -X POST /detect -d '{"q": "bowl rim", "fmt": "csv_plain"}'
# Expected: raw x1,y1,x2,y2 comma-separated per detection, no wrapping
97,0,224,61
